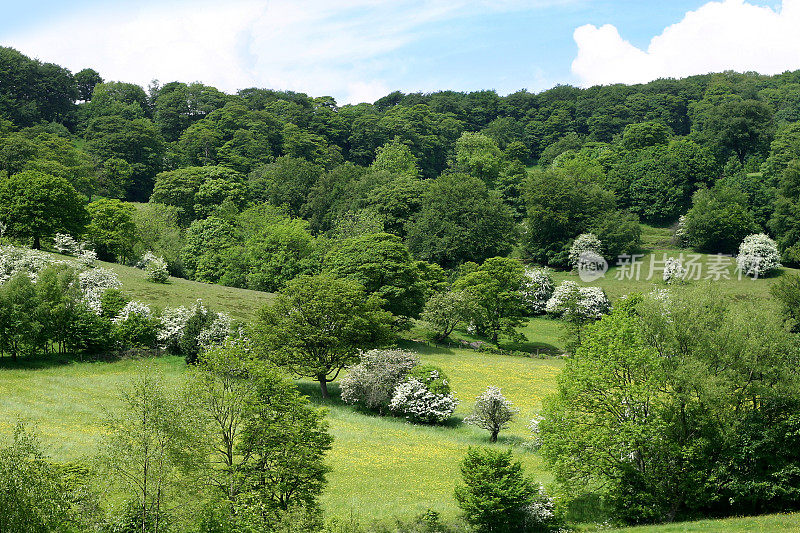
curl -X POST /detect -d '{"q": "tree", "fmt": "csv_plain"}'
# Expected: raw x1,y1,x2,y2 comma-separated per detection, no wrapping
769,160,800,265
453,257,528,344
339,349,418,413
0,171,87,249
406,173,516,268
454,447,535,533
102,366,196,533
254,274,394,398
523,168,616,267
371,137,420,178
132,203,185,276
452,131,503,187
685,185,759,254
621,121,671,150
86,198,137,263
0,273,39,360
150,166,242,225
0,423,96,532
248,156,323,217
324,232,426,318
420,290,479,341
464,386,519,442
74,68,103,102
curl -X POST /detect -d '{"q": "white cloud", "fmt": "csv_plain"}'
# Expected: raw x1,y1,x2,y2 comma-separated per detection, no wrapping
572,0,800,87
4,0,570,104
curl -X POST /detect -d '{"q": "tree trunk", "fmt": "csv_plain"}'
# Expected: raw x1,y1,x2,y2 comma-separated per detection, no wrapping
490,429,499,443
33,235,41,250
318,376,329,399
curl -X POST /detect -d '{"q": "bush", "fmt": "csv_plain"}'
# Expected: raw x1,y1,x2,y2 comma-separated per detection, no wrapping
464,386,518,442
663,258,686,284
113,301,160,349
568,233,602,269
138,251,170,283
454,447,545,533
340,349,419,413
389,377,458,424
685,186,759,254
737,233,781,278
408,364,451,395
523,267,554,315
546,281,610,320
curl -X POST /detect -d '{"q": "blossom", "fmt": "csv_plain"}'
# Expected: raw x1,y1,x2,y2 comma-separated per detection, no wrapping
523,267,554,314
389,378,458,424
737,233,780,278
546,280,610,319
569,233,603,268
663,257,686,284
113,301,153,324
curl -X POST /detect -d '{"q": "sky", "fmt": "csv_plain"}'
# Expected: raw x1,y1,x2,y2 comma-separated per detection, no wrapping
0,0,795,105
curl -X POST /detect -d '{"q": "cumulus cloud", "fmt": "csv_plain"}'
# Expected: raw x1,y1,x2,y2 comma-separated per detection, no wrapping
572,0,800,86
4,0,568,104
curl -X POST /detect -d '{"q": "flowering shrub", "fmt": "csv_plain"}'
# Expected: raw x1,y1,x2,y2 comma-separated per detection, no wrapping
407,364,451,395
546,281,610,320
464,386,518,442
78,267,122,314
523,267,554,314
569,233,603,267
673,215,689,247
112,301,153,324
527,416,543,450
53,233,80,255
340,349,419,412
138,251,170,283
663,257,686,284
197,312,233,351
158,305,193,351
389,377,458,424
737,233,781,278
519,485,560,532
0,245,63,283
77,249,97,268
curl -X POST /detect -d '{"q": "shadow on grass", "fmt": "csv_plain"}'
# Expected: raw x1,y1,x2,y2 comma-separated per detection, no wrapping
0,349,163,371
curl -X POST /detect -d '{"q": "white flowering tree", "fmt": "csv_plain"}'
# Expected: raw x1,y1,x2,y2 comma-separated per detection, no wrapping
663,257,687,284
112,301,153,324
78,267,122,315
737,233,781,278
340,349,419,413
569,233,603,268
138,251,170,283
523,267,555,314
546,281,610,320
464,386,518,442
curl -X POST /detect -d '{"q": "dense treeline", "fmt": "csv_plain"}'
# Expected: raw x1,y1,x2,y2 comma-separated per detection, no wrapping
6,45,800,273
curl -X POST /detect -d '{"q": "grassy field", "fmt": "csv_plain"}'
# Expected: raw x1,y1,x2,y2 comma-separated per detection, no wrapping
0,346,562,521
605,512,800,532
86,256,274,322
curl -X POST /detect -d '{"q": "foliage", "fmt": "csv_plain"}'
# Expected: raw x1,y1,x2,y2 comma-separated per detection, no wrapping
685,185,759,254
388,377,459,424
769,161,800,265
254,274,394,398
736,233,781,278
453,257,528,344
132,203,185,276
568,233,603,268
340,349,419,413
421,290,480,341
0,170,87,249
523,267,555,315
540,288,800,524
325,232,426,318
86,198,137,263
138,251,170,283
406,173,516,268
463,386,518,442
454,447,539,533
407,364,452,395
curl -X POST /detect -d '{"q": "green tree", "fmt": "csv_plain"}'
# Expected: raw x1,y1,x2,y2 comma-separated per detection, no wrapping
324,232,426,318
0,273,39,360
420,290,479,341
620,121,671,150
685,185,759,254
254,274,394,398
769,160,800,264
453,257,528,344
454,447,535,533
85,198,136,263
74,68,103,102
102,366,196,533
150,166,242,225
371,137,420,178
452,131,503,187
0,171,87,249
407,173,516,268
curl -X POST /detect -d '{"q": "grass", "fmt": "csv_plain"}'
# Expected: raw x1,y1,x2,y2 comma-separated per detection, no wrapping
70,255,274,322
603,512,800,532
0,344,562,522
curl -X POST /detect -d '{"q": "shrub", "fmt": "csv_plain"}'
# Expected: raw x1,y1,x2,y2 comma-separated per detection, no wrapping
138,251,170,283
340,349,419,413
737,233,781,278
389,378,458,424
53,233,80,255
568,233,602,269
663,258,686,284
407,364,451,395
77,267,122,314
523,267,554,315
454,447,537,533
546,281,610,320
463,386,518,442
113,302,160,349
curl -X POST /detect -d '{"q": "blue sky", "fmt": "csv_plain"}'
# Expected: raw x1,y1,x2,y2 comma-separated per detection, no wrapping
0,0,793,104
